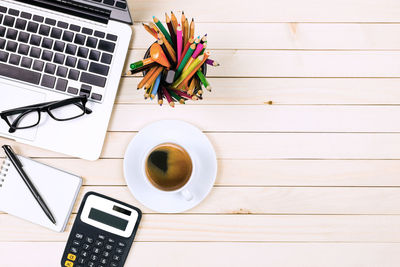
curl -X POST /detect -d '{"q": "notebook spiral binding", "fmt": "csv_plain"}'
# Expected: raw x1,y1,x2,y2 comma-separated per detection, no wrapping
0,159,11,187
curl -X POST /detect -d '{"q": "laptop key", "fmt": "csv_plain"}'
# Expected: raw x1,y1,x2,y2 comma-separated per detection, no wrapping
0,38,5,49
77,59,88,70
77,47,89,58
68,69,80,80
6,41,17,52
62,31,74,42
42,50,53,61
8,8,19,16
82,27,93,35
30,34,42,46
67,86,79,94
116,1,127,9
0,62,41,85
0,51,8,62
21,57,32,68
45,18,56,26
70,24,80,32
54,40,65,52
0,6,7,13
42,37,53,49
50,27,62,39
45,63,56,74
80,72,106,87
55,78,68,91
74,34,86,45
89,62,109,76
30,47,41,58
100,53,112,64
18,31,30,43
65,43,77,55
17,44,29,55
86,37,98,48
20,12,32,20
53,53,65,64
15,18,27,30
65,56,77,67
103,0,115,6
9,54,21,65
32,15,44,23
39,24,50,36
56,66,68,77
41,74,56,88
106,34,117,41
98,39,115,53
3,15,15,27
32,59,44,71
6,28,17,40
0,26,5,37
27,21,39,33
94,31,105,38
89,50,100,61
91,93,102,101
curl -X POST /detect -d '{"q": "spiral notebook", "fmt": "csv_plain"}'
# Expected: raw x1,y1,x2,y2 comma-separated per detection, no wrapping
0,155,82,232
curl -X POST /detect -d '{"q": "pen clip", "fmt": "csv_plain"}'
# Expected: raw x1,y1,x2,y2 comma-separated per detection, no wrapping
2,145,23,167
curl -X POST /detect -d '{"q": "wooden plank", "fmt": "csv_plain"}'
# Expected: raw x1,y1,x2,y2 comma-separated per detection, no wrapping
63,186,400,215
4,132,400,159
32,158,400,186
3,242,400,267
130,23,400,50
2,214,400,242
128,0,400,23
125,49,400,77
109,105,400,132
117,78,400,105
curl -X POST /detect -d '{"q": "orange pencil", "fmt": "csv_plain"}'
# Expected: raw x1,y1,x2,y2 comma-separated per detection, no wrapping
177,51,210,90
149,22,159,33
170,11,178,32
142,23,158,39
187,78,196,95
137,66,158,89
183,18,189,46
189,18,195,40
158,31,176,63
144,66,164,90
181,12,188,45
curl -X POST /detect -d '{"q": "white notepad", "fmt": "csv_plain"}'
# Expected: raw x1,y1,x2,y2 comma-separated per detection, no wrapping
0,156,82,232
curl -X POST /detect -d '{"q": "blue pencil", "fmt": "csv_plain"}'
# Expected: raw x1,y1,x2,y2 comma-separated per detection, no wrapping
150,73,162,99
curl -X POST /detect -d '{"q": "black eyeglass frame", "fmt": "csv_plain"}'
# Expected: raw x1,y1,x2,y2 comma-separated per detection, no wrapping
0,96,92,133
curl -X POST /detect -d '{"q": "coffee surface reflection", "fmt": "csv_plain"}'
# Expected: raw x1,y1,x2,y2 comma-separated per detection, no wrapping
145,143,192,191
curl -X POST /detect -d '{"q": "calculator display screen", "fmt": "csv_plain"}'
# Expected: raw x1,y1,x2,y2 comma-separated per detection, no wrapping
88,208,129,231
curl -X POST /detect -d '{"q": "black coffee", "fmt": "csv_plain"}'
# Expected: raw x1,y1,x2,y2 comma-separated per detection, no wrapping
145,143,192,191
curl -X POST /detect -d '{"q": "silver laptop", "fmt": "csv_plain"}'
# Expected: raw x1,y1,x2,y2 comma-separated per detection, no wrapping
0,0,132,160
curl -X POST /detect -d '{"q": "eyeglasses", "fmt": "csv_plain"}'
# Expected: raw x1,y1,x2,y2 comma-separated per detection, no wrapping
0,96,92,133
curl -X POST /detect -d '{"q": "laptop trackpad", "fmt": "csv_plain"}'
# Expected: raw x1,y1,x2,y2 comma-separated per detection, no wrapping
0,85,46,141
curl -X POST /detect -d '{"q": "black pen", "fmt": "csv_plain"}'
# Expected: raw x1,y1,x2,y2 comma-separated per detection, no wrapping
2,145,56,225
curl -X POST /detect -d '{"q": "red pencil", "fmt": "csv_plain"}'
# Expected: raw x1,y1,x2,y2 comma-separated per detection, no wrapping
162,86,175,107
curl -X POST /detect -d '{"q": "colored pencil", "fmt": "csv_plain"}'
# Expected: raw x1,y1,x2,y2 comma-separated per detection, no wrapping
177,37,194,67
200,34,207,44
176,43,195,78
149,22,159,33
189,18,195,40
125,63,157,75
158,31,176,63
206,59,220,66
168,89,185,104
173,89,198,100
142,23,158,38
199,42,207,55
130,58,154,70
137,66,158,89
151,73,162,99
144,66,164,90
145,79,154,99
196,69,211,91
176,24,183,65
162,86,174,107
158,38,174,67
172,54,204,88
153,16,173,46
165,12,177,48
158,87,163,106
182,43,204,72
183,18,189,46
187,77,196,95
176,51,209,89
170,11,178,32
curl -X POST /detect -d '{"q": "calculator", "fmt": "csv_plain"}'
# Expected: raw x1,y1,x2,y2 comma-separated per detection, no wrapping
61,192,142,267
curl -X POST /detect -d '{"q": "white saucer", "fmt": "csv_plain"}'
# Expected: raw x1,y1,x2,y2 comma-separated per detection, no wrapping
123,120,217,213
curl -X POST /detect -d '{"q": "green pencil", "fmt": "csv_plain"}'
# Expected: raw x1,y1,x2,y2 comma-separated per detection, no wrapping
175,43,196,78
168,89,185,104
153,16,174,47
196,70,211,92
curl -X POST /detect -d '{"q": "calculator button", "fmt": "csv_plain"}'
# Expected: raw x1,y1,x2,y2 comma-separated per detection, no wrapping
107,238,115,244
112,255,121,261
90,255,98,261
72,240,81,246
95,240,103,247
110,262,118,267
82,244,90,250
86,237,94,243
99,258,107,264
67,253,77,261
77,258,85,264
87,262,95,267
75,233,84,239
70,247,78,254
102,251,110,257
98,234,106,240
117,242,125,247
64,260,74,267
115,248,123,254
80,251,88,257
93,247,101,254
105,244,113,250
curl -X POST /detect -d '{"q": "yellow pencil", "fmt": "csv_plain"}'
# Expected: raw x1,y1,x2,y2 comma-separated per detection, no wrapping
183,18,189,46
137,66,158,89
142,23,158,39
172,54,204,88
189,18,195,40
171,11,178,32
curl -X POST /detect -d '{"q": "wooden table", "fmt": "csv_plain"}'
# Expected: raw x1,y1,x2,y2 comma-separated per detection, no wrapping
2,0,400,266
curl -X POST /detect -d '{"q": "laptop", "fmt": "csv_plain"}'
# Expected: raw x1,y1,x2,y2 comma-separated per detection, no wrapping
0,0,133,160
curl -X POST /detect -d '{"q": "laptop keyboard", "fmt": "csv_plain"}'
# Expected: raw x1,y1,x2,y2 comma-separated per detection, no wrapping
0,5,120,102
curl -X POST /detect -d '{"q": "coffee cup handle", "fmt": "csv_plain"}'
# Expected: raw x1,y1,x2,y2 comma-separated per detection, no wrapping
181,189,193,201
